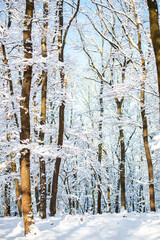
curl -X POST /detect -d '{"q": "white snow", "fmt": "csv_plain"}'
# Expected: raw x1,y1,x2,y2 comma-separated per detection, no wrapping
0,212,160,240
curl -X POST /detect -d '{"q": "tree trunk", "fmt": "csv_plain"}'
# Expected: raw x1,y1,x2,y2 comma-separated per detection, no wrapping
39,1,49,219
50,0,80,216
147,0,160,118
97,78,103,214
131,0,156,212
139,184,145,212
35,174,40,213
20,0,34,235
50,69,65,216
11,155,22,217
33,91,40,214
4,181,11,216
91,174,95,214
50,0,65,217
120,127,126,210
116,99,126,210
50,157,62,216
140,81,155,211
14,179,22,217
115,175,120,213
107,186,111,212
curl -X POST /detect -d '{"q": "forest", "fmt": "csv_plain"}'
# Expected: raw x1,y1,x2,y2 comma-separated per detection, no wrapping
0,0,160,238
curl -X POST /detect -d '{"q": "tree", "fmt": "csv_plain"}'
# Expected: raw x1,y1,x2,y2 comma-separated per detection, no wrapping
81,0,157,212
80,1,128,212
131,0,155,211
0,4,22,217
20,0,34,235
39,0,49,220
119,0,156,211
0,0,160,226
147,0,160,118
50,0,80,216
114,57,127,211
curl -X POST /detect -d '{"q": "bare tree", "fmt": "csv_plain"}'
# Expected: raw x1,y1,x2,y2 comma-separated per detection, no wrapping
147,0,160,119
39,0,49,220
0,4,22,217
20,0,34,235
129,0,155,211
50,0,80,216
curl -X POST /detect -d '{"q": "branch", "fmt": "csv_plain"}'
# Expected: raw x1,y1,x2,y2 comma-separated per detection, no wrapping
0,43,19,129
62,0,80,50
125,128,136,153
91,0,136,26
78,29,110,85
84,12,119,50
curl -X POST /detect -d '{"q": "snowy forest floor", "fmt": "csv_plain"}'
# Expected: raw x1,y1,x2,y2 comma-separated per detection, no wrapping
0,212,160,240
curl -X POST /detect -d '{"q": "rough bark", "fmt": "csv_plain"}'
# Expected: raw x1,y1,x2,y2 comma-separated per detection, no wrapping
20,0,34,235
147,0,160,117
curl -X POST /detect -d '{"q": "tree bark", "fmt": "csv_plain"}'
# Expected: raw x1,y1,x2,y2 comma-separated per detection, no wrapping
35,174,40,213
116,99,126,210
140,77,155,211
115,177,120,213
91,174,95,214
97,78,103,214
33,94,40,214
20,0,34,235
4,181,11,216
147,0,160,118
50,0,64,216
39,1,49,219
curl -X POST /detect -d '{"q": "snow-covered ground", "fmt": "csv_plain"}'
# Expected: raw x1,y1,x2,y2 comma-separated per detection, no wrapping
0,212,160,240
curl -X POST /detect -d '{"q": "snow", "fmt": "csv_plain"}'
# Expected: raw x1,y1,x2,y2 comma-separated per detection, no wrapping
1,212,160,240
152,134,160,151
